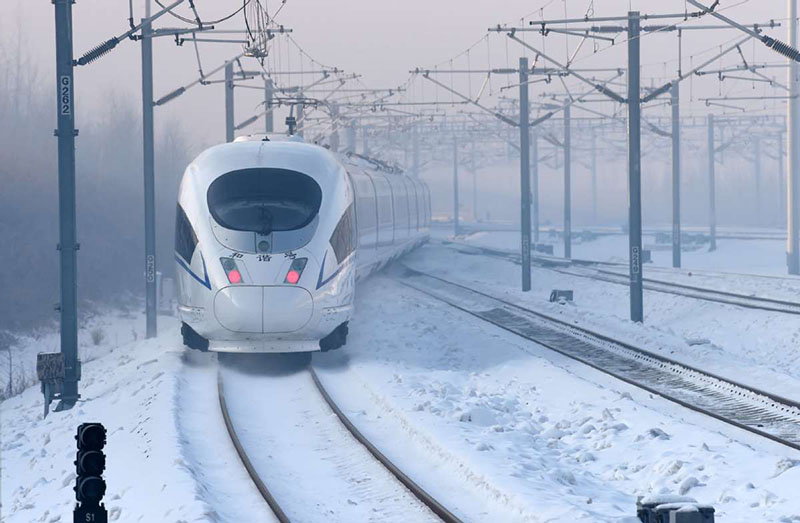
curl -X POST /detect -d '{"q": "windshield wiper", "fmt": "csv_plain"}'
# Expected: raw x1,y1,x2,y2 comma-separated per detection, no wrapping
258,204,273,236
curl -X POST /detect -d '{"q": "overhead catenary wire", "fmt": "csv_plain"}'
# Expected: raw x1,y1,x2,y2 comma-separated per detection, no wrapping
154,0,250,26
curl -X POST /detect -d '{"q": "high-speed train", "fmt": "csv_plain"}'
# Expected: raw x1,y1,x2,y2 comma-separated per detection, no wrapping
174,135,430,353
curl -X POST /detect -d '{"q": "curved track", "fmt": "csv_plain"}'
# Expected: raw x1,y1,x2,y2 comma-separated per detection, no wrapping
395,266,800,452
218,358,461,523
218,372,290,523
446,241,800,315
309,368,462,523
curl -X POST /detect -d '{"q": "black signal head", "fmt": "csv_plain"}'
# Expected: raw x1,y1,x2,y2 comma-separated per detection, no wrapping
76,423,106,450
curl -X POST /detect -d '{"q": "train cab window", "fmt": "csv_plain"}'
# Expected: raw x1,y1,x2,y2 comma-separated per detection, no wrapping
330,203,355,263
175,204,198,262
207,168,322,234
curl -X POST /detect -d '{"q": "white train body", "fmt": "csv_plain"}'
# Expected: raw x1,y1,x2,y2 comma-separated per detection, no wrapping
174,136,430,353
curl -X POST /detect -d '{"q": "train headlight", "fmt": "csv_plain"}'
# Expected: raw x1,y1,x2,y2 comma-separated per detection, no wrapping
284,258,307,284
220,257,244,284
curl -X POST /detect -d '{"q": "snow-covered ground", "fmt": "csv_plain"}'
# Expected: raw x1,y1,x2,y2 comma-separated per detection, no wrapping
1,318,273,522
3,234,799,522
1,310,144,399
219,354,438,522
433,233,800,399
315,275,800,523
450,227,793,276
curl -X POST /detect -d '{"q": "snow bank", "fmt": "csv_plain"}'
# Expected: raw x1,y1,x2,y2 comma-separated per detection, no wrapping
0,317,269,522
315,275,800,522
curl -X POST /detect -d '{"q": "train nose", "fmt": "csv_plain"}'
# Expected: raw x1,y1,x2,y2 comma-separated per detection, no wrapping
214,286,314,333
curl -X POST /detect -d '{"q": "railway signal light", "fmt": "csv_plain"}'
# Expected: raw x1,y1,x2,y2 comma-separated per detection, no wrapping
74,423,108,523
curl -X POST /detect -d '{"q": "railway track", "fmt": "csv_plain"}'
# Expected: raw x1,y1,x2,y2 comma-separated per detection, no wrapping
217,356,461,523
445,223,788,241
218,371,290,523
395,266,800,451
446,241,800,315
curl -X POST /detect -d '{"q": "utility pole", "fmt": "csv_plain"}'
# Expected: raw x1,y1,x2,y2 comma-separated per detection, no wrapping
225,62,234,142
330,102,340,152
362,124,368,155
472,139,478,221
754,136,761,226
533,127,539,245
590,127,597,227
563,100,572,259
779,130,786,226
671,81,681,268
412,124,419,176
53,0,80,410
296,102,304,138
141,2,157,339
519,56,532,292
707,114,717,251
789,0,800,273
264,78,274,133
347,123,356,153
453,137,460,236
628,11,644,323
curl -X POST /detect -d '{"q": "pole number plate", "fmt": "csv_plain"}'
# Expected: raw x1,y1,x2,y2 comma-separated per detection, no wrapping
60,76,72,115
146,255,155,283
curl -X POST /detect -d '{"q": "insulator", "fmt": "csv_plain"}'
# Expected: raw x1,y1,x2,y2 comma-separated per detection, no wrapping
595,84,626,104
155,87,186,106
235,115,259,130
592,25,625,33
642,83,673,104
76,37,119,66
762,36,800,62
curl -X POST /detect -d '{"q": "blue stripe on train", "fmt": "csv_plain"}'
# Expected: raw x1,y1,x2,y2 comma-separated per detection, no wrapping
316,251,348,290
175,253,211,290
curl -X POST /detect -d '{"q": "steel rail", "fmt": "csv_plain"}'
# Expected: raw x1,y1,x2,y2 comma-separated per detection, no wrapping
309,368,463,523
592,267,800,313
219,365,460,523
395,267,800,451
217,372,290,523
448,241,800,315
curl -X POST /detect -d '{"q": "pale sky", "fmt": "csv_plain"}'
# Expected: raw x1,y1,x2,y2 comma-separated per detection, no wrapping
6,1,793,148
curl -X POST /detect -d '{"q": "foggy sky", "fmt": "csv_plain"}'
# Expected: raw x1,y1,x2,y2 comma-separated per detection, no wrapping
6,1,790,148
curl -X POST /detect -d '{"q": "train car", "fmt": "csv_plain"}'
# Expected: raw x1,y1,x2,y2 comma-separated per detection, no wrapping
174,135,430,353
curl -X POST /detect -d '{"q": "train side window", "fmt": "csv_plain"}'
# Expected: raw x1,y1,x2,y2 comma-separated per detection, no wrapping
175,204,198,262
378,195,393,224
330,203,355,263
420,183,428,227
357,196,376,230
408,179,419,231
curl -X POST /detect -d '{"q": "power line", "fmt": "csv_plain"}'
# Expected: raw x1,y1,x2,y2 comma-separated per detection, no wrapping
154,0,249,26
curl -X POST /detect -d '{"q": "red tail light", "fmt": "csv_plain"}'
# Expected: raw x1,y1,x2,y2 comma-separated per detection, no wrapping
220,258,244,284
227,269,242,284
284,258,307,284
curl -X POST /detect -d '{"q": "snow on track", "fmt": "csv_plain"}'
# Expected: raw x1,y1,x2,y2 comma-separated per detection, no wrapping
1,320,231,522
315,275,800,522
451,228,791,276
217,353,440,523
178,350,280,522
445,240,800,314
405,243,800,400
397,267,800,450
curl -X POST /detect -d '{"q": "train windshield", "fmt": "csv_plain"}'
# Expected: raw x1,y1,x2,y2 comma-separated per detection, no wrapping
207,168,322,235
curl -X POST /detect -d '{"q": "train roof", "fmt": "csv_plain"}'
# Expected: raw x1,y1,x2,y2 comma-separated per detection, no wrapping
186,138,344,190
231,133,406,176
